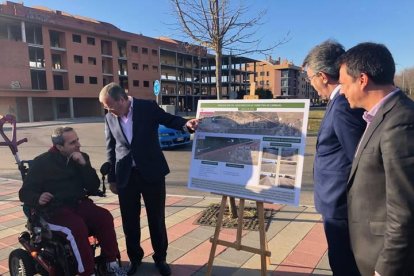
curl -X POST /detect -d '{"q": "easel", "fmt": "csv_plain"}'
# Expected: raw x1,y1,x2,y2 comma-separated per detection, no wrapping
206,195,271,276
207,83,284,274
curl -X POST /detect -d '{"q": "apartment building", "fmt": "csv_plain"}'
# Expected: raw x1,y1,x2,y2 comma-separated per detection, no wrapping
0,1,257,122
247,57,318,100
159,40,255,112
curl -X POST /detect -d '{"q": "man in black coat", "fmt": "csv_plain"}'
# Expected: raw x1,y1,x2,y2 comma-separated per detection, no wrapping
99,83,198,276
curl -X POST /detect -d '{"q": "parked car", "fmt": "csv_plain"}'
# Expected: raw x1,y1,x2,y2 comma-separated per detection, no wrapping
158,125,191,149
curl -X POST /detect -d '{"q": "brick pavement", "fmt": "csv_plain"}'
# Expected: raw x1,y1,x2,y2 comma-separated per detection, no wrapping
0,178,331,275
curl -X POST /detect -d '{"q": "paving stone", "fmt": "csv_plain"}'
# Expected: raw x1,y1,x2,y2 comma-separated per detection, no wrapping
170,236,205,253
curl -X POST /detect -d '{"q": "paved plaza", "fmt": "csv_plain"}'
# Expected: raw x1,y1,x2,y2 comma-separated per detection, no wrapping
0,177,331,276
0,117,331,275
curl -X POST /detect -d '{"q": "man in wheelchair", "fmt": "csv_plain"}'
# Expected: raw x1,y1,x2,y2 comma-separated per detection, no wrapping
18,126,126,276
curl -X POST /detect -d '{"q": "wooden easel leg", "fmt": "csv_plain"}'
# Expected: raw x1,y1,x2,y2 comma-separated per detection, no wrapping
206,195,227,276
257,201,269,276
236,198,245,249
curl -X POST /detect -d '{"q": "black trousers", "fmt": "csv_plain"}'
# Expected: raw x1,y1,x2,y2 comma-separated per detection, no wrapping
118,170,168,263
323,217,360,276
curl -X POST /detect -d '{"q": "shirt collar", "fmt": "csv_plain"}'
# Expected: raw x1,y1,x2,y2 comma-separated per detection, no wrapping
330,85,341,100
120,96,133,122
362,89,399,123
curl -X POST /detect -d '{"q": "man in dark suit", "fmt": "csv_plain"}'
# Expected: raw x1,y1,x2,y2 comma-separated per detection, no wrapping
303,40,365,276
339,42,414,276
99,83,198,276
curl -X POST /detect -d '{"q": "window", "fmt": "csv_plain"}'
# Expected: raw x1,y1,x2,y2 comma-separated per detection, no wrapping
118,41,127,57
131,45,138,53
143,64,149,71
74,55,83,64
132,63,139,70
142,47,148,54
75,75,84,83
152,66,158,72
0,24,22,41
152,49,158,55
259,71,265,76
133,80,139,87
118,60,127,75
119,79,128,90
88,57,96,65
143,81,149,87
72,34,81,43
101,40,112,55
89,77,98,84
29,47,45,68
52,54,62,69
103,76,113,86
26,25,43,45
31,70,47,90
49,30,62,48
53,75,64,90
87,37,95,45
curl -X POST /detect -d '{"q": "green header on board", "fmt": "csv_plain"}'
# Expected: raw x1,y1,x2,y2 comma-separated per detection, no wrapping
225,163,245,168
201,161,219,166
200,102,305,109
264,137,301,143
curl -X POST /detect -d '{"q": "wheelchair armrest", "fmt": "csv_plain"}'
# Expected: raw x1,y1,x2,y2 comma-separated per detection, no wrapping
22,204,31,218
87,189,106,197
22,206,53,242
94,190,106,197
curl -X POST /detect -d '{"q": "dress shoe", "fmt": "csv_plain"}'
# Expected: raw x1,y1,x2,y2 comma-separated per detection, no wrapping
126,259,142,276
155,260,171,276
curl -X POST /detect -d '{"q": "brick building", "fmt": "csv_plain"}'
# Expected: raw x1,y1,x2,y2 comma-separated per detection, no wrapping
247,57,318,100
0,1,256,122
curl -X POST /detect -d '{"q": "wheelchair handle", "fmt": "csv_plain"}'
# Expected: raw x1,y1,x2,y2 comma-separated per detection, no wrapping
0,114,28,161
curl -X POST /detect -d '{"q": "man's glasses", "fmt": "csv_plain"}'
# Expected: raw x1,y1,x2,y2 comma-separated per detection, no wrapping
102,105,116,111
102,100,121,111
305,72,320,83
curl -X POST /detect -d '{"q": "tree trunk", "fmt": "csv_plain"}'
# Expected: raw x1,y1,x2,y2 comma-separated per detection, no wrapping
215,50,222,100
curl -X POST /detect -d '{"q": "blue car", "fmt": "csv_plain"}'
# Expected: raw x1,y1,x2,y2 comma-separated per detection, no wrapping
158,125,191,149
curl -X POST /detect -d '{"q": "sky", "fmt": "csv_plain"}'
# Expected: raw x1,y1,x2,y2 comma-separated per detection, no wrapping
21,0,414,72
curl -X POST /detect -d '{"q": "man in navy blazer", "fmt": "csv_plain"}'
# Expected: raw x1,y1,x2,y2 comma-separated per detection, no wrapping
303,40,365,275
339,43,414,276
99,83,198,276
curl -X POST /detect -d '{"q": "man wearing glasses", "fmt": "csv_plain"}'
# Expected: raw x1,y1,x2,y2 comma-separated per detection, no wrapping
302,40,365,276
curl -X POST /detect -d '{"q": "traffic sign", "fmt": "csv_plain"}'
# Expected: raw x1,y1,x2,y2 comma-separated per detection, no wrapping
154,80,161,96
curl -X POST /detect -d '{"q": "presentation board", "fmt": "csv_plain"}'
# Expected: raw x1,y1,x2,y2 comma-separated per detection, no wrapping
188,99,310,205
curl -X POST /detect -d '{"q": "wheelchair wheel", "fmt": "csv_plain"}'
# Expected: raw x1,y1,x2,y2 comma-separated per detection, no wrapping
9,248,36,276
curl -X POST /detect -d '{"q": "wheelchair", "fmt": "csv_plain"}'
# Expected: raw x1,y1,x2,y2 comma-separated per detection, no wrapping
0,114,119,276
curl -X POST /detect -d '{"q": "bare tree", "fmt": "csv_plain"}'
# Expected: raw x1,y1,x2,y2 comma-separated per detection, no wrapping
171,0,289,100
171,0,288,218
395,67,414,97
